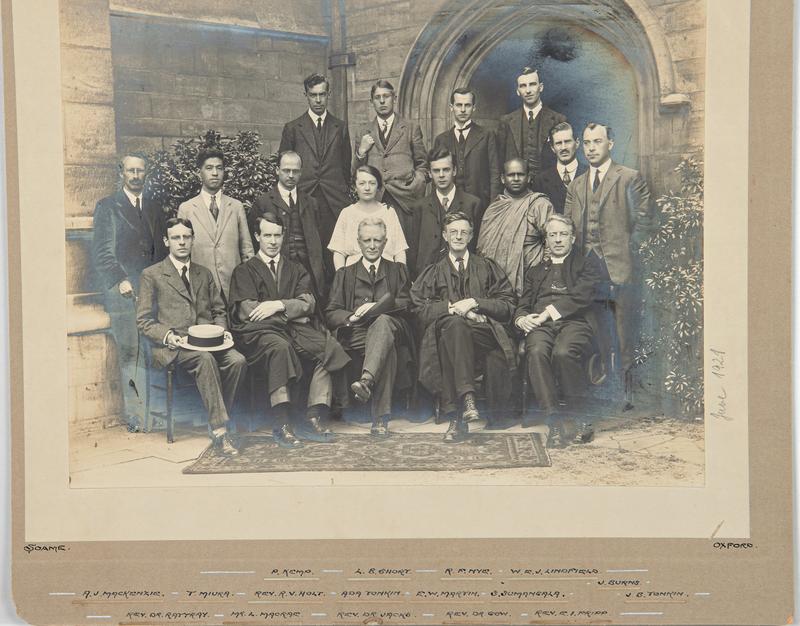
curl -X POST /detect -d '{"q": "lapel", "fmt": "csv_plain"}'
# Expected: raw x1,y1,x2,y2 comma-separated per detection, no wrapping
297,115,320,159
251,255,280,299
113,190,140,232
428,193,445,227
321,115,339,160
215,194,235,243
536,107,552,155
162,258,192,302
462,123,483,159
384,117,405,153
449,189,466,218
276,256,293,299
189,194,217,242
596,163,622,210
511,109,524,154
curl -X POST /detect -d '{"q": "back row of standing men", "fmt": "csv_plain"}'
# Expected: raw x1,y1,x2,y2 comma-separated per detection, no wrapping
93,66,653,451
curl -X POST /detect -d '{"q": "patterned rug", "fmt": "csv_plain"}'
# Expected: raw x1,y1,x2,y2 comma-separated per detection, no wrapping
182,432,551,474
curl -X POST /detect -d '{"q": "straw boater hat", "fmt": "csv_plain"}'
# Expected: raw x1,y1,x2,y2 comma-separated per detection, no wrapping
178,324,234,352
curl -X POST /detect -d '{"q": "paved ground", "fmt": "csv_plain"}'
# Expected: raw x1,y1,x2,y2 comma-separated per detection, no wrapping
69,413,704,488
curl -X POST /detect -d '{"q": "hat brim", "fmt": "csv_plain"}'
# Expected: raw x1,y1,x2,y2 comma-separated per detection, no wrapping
177,337,235,352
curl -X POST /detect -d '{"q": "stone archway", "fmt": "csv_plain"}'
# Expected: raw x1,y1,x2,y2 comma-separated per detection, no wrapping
398,0,690,184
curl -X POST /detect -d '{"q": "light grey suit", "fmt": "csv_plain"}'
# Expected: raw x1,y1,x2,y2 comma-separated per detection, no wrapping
177,192,254,299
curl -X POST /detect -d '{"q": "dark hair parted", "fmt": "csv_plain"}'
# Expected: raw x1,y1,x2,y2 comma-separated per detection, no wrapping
354,164,383,188
584,122,614,140
443,211,473,229
450,87,476,105
165,217,194,235
518,66,541,80
427,146,455,166
370,79,395,99
254,211,285,235
196,146,226,169
548,121,576,143
303,73,329,93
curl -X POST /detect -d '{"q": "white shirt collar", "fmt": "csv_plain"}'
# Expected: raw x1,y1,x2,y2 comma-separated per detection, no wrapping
550,254,567,265
200,189,222,210
589,159,613,182
523,101,543,119
436,187,456,207
308,109,327,126
169,255,190,273
361,256,382,273
378,113,396,132
258,249,280,268
123,187,143,208
558,159,579,177
277,182,296,205
449,249,470,269
453,121,473,138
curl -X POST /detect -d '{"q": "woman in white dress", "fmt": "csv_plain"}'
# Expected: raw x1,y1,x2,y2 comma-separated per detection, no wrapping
328,165,408,270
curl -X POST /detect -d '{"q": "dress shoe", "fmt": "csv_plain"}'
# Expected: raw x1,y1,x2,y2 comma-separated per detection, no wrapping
370,415,390,437
218,432,240,456
273,424,303,449
351,375,374,402
443,417,468,443
461,392,480,422
301,416,336,443
546,422,568,449
573,421,595,444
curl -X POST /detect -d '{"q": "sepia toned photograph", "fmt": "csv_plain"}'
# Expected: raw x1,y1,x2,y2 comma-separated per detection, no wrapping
63,0,707,489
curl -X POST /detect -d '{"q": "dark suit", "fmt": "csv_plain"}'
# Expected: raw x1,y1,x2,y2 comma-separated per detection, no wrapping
92,189,168,426
533,161,588,215
353,115,429,239
497,106,567,182
252,186,327,301
136,258,247,430
326,260,413,418
279,111,352,261
408,189,479,278
565,161,653,372
433,123,500,221
514,250,601,413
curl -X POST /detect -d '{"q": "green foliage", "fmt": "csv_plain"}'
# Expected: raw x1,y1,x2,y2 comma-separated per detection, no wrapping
144,130,279,215
635,156,704,418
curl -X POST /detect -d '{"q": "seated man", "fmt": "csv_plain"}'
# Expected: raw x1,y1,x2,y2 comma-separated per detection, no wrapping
137,217,247,455
514,215,601,447
325,217,413,437
411,212,517,442
228,213,350,448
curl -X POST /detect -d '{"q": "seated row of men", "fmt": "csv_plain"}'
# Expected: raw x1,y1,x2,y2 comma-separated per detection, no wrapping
135,207,599,454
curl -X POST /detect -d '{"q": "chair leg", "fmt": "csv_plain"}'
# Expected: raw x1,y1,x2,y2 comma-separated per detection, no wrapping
166,368,174,444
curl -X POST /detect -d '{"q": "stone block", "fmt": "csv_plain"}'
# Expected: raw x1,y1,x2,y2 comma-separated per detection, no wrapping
250,100,295,125
220,100,252,123
116,117,182,138
64,103,118,165
378,46,408,77
194,47,221,76
116,135,166,156
654,0,706,33
61,46,114,105
148,95,209,120
115,91,152,119
265,80,307,103
254,1,327,36
114,67,159,93
65,232,98,295
673,57,705,94
173,74,211,97
153,41,197,73
349,25,422,51
60,0,112,49
63,164,118,219
251,123,286,143
666,28,705,62
228,77,266,100
278,54,304,82
347,3,411,38
179,121,248,139
220,48,280,77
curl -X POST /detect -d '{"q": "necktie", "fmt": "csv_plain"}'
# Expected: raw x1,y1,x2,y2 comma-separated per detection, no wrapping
180,265,191,297
441,196,450,212
314,116,323,154
380,121,388,146
562,168,572,186
135,196,141,211
316,117,323,132
528,110,534,125
269,260,277,280
457,128,465,146
456,257,466,299
369,264,377,283
592,170,601,193
288,193,296,211
209,194,219,221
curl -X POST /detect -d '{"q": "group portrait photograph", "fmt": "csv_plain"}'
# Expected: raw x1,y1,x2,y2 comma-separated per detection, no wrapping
61,0,707,489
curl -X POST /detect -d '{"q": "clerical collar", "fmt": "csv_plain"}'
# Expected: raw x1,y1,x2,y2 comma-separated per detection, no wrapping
436,187,456,207
169,255,190,273
558,159,579,177
308,109,327,126
523,102,543,119
361,256,382,273
550,254,568,265
259,250,281,268
449,250,469,269
277,183,296,205
201,189,222,211
589,159,613,182
123,187,143,208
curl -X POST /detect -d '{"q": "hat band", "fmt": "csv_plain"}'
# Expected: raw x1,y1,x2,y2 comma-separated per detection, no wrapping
186,335,224,348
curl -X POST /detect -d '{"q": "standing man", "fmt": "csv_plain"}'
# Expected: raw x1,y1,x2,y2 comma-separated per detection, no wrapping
433,87,500,235
565,122,653,379
497,67,567,185
477,158,553,296
228,213,350,448
353,79,429,240
279,73,351,273
92,152,168,431
326,217,414,437
533,121,587,214
409,146,480,277
412,212,517,442
137,218,246,455
252,151,327,303
515,215,602,446
177,147,254,302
